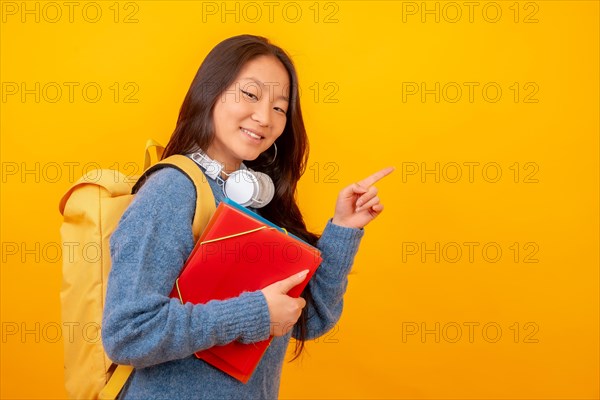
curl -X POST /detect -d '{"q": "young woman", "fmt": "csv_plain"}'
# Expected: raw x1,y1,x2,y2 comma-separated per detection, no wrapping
102,34,393,399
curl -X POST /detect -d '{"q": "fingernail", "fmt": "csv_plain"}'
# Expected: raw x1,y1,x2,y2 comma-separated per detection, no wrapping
298,269,309,278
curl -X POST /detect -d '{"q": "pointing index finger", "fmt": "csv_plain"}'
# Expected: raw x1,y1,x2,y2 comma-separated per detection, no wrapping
357,166,395,188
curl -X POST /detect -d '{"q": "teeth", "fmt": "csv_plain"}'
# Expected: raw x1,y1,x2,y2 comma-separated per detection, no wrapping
241,128,262,139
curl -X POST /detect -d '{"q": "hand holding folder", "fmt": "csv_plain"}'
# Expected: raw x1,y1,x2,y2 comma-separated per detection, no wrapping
261,269,310,337
169,199,322,383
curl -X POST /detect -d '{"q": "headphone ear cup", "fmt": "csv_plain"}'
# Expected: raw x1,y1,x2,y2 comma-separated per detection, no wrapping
224,170,258,207
252,171,275,208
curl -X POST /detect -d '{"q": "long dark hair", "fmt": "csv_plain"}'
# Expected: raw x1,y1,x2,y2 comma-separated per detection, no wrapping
163,34,319,359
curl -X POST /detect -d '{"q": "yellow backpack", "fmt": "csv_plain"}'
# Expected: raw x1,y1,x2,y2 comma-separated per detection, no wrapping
58,141,216,400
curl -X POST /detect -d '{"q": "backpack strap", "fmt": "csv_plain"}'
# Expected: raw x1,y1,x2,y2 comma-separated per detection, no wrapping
144,138,164,168
132,154,216,242
98,365,133,400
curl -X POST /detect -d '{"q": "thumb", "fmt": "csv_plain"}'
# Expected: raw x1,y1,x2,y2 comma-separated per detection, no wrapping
275,269,309,294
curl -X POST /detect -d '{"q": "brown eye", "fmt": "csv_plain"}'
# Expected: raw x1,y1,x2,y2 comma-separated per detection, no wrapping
241,90,258,100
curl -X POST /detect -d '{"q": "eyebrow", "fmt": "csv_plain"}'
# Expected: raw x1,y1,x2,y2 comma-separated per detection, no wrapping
242,77,289,102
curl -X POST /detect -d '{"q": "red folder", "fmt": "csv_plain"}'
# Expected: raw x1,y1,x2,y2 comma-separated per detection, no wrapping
169,199,322,383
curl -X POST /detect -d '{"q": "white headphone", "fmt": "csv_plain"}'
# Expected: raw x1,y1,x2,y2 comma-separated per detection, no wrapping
188,150,275,208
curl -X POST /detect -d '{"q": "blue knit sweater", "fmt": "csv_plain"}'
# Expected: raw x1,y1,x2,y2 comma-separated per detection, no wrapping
102,161,364,400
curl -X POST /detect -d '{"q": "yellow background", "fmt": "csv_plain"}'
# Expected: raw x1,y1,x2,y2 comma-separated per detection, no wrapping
1,1,598,399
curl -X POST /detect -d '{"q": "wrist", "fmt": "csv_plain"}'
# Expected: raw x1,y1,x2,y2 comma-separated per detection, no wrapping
331,216,355,229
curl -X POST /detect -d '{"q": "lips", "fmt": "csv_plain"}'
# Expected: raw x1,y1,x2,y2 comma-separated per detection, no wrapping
240,127,264,140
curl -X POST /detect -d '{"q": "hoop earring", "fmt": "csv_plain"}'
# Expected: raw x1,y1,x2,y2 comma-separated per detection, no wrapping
264,142,278,166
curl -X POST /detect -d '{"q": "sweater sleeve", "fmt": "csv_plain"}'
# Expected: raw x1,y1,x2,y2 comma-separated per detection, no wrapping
294,220,364,340
101,168,271,369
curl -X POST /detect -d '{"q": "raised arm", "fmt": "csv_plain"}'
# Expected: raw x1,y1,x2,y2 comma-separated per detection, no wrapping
294,166,394,339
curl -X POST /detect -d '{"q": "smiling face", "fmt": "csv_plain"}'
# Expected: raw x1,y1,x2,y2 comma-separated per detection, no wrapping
208,55,290,173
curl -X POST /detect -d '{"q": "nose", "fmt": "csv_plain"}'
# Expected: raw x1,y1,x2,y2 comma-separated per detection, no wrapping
251,102,271,127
